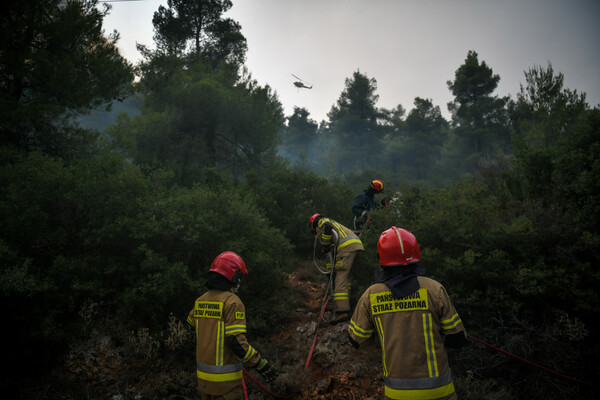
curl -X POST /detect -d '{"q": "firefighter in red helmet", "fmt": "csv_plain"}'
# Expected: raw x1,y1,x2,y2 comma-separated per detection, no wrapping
309,213,364,323
187,251,279,399
352,179,385,231
348,227,467,400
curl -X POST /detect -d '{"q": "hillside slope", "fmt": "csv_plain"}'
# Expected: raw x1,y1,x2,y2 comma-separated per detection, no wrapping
19,268,386,400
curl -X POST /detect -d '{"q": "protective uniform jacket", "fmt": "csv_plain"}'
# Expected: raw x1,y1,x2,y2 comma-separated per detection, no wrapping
348,276,465,400
187,289,262,396
352,189,377,218
316,218,364,311
316,218,364,269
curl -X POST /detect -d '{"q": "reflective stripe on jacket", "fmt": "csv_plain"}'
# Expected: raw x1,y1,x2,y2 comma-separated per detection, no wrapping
196,361,243,382
348,277,465,400
317,218,364,254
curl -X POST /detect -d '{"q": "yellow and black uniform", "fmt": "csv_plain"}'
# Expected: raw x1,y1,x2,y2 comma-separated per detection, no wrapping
316,217,364,313
348,276,466,400
187,288,262,398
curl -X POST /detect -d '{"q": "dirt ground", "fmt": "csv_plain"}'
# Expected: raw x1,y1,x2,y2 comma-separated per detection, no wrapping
244,271,385,399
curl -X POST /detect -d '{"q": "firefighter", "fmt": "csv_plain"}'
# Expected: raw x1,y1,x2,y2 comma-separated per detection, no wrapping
348,227,467,400
187,251,279,399
309,213,364,323
352,179,385,231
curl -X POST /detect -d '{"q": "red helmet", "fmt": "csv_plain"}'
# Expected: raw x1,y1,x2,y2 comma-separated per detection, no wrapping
309,213,321,233
378,226,421,266
210,251,248,285
371,179,384,192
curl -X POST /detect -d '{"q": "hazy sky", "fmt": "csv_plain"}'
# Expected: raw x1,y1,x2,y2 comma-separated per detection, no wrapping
101,0,600,122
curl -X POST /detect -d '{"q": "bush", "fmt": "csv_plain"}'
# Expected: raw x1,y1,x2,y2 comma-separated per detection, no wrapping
0,151,294,381
245,161,355,257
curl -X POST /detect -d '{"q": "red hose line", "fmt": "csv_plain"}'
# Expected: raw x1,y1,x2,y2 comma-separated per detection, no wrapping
305,298,330,371
242,373,249,400
243,298,330,398
243,369,298,399
467,334,592,387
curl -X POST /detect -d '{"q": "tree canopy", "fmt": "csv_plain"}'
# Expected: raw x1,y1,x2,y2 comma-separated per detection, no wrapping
0,0,133,158
447,50,510,164
149,0,246,67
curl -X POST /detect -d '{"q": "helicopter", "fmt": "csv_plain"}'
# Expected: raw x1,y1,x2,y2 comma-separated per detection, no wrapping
292,74,313,90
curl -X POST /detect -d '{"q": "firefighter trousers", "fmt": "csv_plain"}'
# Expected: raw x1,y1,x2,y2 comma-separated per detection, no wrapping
332,251,358,312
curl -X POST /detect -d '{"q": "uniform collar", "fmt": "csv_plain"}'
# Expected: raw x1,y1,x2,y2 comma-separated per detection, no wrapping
374,264,425,298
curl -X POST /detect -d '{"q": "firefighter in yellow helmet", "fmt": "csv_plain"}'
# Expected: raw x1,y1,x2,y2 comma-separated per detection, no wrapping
309,213,364,323
348,227,467,400
187,251,279,399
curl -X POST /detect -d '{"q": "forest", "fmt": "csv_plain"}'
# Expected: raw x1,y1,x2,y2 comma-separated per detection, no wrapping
1,1,598,399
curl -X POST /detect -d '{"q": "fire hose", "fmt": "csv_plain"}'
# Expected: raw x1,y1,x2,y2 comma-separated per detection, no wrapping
466,334,592,388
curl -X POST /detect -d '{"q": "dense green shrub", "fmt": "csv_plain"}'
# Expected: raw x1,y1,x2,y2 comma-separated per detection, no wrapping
0,151,293,377
245,160,355,257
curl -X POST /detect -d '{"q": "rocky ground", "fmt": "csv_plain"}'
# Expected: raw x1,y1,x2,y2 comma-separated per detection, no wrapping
246,272,384,399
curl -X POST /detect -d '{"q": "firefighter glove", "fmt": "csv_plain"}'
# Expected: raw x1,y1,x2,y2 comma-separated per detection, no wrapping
256,358,279,382
324,221,333,235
